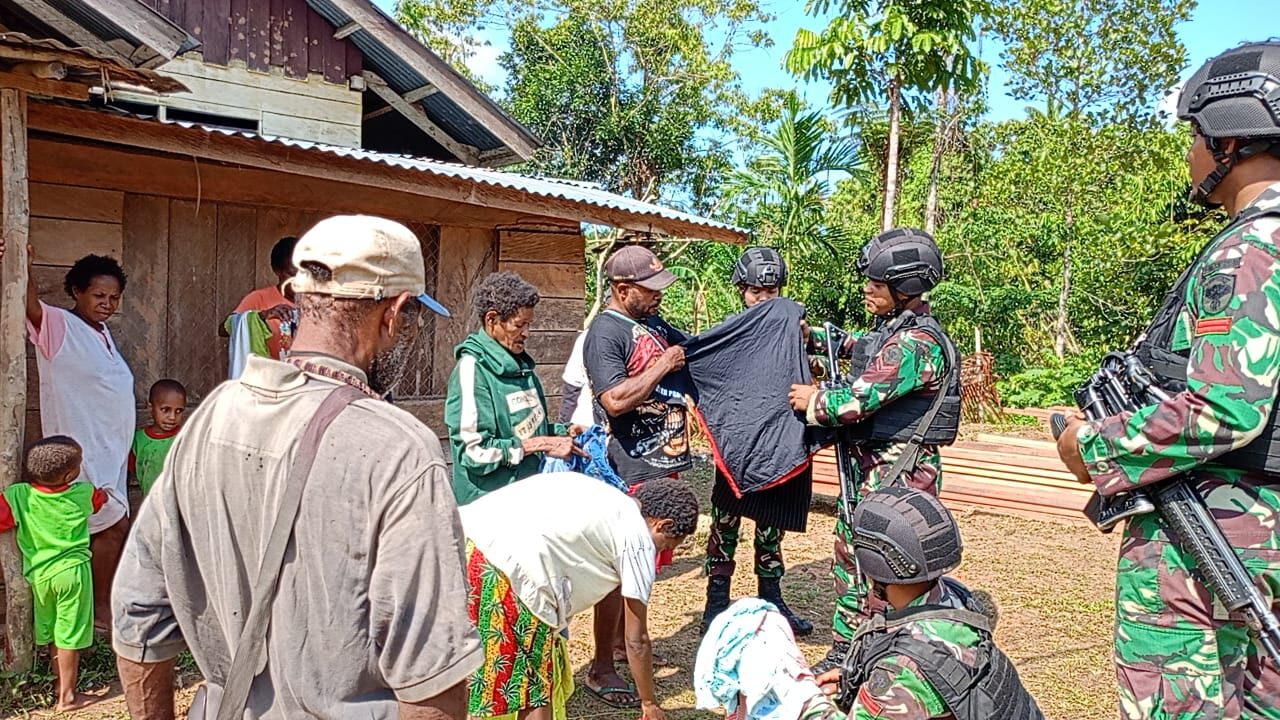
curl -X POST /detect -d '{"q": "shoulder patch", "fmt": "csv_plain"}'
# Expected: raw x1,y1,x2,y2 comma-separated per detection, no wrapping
1200,274,1235,315
857,685,885,717
880,344,903,366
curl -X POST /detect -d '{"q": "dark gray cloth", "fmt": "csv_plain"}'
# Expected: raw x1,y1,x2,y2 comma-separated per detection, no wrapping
684,298,823,496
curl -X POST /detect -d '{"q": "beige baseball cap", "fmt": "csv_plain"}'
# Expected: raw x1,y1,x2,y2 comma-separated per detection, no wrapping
289,214,450,317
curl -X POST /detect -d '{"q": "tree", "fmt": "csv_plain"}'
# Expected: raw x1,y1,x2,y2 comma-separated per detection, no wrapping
989,0,1195,123
786,0,985,231
393,0,501,88
498,1,771,205
988,0,1194,357
722,93,864,321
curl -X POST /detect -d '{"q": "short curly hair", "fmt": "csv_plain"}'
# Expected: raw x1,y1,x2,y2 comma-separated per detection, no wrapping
64,254,127,299
634,477,700,537
472,271,540,322
24,435,82,486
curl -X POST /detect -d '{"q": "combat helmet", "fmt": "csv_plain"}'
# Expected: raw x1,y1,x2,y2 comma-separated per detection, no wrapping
731,246,788,288
850,486,962,584
1177,41,1280,206
855,228,943,297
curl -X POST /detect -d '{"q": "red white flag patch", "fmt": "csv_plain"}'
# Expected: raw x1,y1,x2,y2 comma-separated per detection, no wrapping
1195,317,1233,336
857,686,885,717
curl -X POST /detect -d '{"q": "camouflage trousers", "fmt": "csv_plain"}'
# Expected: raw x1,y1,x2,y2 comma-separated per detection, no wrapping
704,505,785,579
1114,529,1280,719
832,511,888,642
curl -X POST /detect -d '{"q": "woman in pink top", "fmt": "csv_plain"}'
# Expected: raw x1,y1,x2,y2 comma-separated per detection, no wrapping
220,236,297,360
23,251,135,627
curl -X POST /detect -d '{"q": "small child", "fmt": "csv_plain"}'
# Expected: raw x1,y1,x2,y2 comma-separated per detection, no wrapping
129,379,187,496
0,436,107,712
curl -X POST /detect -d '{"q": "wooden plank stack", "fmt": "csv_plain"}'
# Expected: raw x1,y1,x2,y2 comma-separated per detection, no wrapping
811,432,1094,523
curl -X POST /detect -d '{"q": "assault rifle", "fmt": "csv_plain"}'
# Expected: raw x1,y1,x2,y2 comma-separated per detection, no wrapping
820,322,861,528
1051,352,1280,668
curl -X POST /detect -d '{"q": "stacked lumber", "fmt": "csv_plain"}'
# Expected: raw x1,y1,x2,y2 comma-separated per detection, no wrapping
812,432,1094,524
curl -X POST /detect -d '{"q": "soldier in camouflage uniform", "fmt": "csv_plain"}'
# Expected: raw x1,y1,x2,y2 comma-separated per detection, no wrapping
696,488,1042,720
789,229,961,673
703,247,814,637
1056,42,1280,720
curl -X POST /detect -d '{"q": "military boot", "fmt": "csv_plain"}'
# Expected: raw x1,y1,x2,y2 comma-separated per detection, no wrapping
757,576,814,637
810,640,851,675
700,575,732,635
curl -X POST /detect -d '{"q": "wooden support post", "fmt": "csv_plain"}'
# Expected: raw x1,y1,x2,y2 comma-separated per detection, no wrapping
0,87,32,673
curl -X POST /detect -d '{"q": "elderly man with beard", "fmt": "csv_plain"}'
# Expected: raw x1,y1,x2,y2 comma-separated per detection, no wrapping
111,215,478,720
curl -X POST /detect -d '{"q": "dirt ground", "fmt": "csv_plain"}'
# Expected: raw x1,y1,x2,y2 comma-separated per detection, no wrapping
3,457,1121,719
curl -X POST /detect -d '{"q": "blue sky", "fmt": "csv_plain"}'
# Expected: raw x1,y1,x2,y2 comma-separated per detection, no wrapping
373,0,1275,121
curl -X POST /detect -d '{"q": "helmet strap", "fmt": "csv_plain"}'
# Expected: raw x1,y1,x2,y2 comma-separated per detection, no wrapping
1191,137,1278,208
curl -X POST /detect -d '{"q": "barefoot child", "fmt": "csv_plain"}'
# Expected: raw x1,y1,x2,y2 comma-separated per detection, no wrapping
129,379,187,497
0,436,108,711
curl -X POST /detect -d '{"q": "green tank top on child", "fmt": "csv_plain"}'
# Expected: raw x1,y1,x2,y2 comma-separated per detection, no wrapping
133,427,179,495
3,482,95,583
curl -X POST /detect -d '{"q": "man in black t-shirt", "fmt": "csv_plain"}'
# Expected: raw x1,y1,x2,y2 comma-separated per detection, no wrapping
584,245,692,483
581,244,689,707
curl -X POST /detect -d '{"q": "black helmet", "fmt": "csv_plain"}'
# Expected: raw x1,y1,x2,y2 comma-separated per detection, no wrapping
1177,41,1280,206
850,487,962,584
731,246,788,288
855,227,943,296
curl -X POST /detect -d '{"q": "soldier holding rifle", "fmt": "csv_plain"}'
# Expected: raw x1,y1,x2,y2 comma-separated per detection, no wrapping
1056,41,1280,720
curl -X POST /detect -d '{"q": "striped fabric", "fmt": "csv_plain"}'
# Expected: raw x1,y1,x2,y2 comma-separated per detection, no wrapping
466,541,555,717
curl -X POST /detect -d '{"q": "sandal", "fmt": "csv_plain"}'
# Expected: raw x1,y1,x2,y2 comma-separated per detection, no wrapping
584,679,640,709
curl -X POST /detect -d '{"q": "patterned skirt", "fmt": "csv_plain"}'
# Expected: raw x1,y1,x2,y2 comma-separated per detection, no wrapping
466,541,556,717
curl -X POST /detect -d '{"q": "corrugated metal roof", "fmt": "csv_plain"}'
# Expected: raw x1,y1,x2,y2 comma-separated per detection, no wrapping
154,115,744,238
40,0,198,55
305,0,535,155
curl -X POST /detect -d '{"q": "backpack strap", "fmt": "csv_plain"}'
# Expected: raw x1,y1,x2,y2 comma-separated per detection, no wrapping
215,384,365,720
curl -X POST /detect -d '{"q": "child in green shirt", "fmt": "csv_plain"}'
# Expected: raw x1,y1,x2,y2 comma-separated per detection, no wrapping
129,379,187,497
0,436,107,711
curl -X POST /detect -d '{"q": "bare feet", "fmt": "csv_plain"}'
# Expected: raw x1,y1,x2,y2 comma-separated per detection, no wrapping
54,692,98,712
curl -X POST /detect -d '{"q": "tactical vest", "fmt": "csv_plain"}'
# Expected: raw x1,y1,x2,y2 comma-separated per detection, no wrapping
1133,205,1280,475
840,582,1045,720
843,310,961,446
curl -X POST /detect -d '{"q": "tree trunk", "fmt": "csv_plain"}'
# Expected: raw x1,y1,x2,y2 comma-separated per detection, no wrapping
881,79,902,232
1054,206,1075,360
924,89,948,235
0,87,33,673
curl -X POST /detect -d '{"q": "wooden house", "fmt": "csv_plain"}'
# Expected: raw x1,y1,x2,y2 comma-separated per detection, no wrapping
0,0,747,443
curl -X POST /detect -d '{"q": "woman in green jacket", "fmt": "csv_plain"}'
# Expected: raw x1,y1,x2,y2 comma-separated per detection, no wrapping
446,271,581,505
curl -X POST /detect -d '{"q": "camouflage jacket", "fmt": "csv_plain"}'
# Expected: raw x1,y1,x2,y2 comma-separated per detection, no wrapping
800,582,979,720
1078,182,1280,550
805,320,947,494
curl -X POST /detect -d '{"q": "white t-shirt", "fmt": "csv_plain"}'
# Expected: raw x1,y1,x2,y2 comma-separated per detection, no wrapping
460,471,656,628
562,331,595,428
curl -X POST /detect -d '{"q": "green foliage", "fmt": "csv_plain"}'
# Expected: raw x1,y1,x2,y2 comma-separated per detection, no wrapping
988,0,1195,123
393,0,499,90
498,0,772,205
787,0,987,110
997,359,1096,408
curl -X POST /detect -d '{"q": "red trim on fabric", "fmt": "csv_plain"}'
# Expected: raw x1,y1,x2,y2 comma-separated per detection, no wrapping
0,497,13,533
858,685,884,717
30,483,70,494
1195,317,1233,336
91,488,108,513
128,451,136,474
144,426,180,440
688,403,816,498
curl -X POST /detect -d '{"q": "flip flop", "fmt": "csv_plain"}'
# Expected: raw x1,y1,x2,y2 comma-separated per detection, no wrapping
585,681,640,709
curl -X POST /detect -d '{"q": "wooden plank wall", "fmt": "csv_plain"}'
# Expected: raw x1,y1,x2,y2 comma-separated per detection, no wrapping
498,224,586,406
138,0,362,83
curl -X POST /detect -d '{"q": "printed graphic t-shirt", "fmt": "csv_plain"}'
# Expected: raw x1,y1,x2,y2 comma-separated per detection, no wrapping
584,310,692,483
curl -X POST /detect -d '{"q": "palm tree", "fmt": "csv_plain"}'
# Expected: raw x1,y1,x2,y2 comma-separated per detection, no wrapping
725,94,861,261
